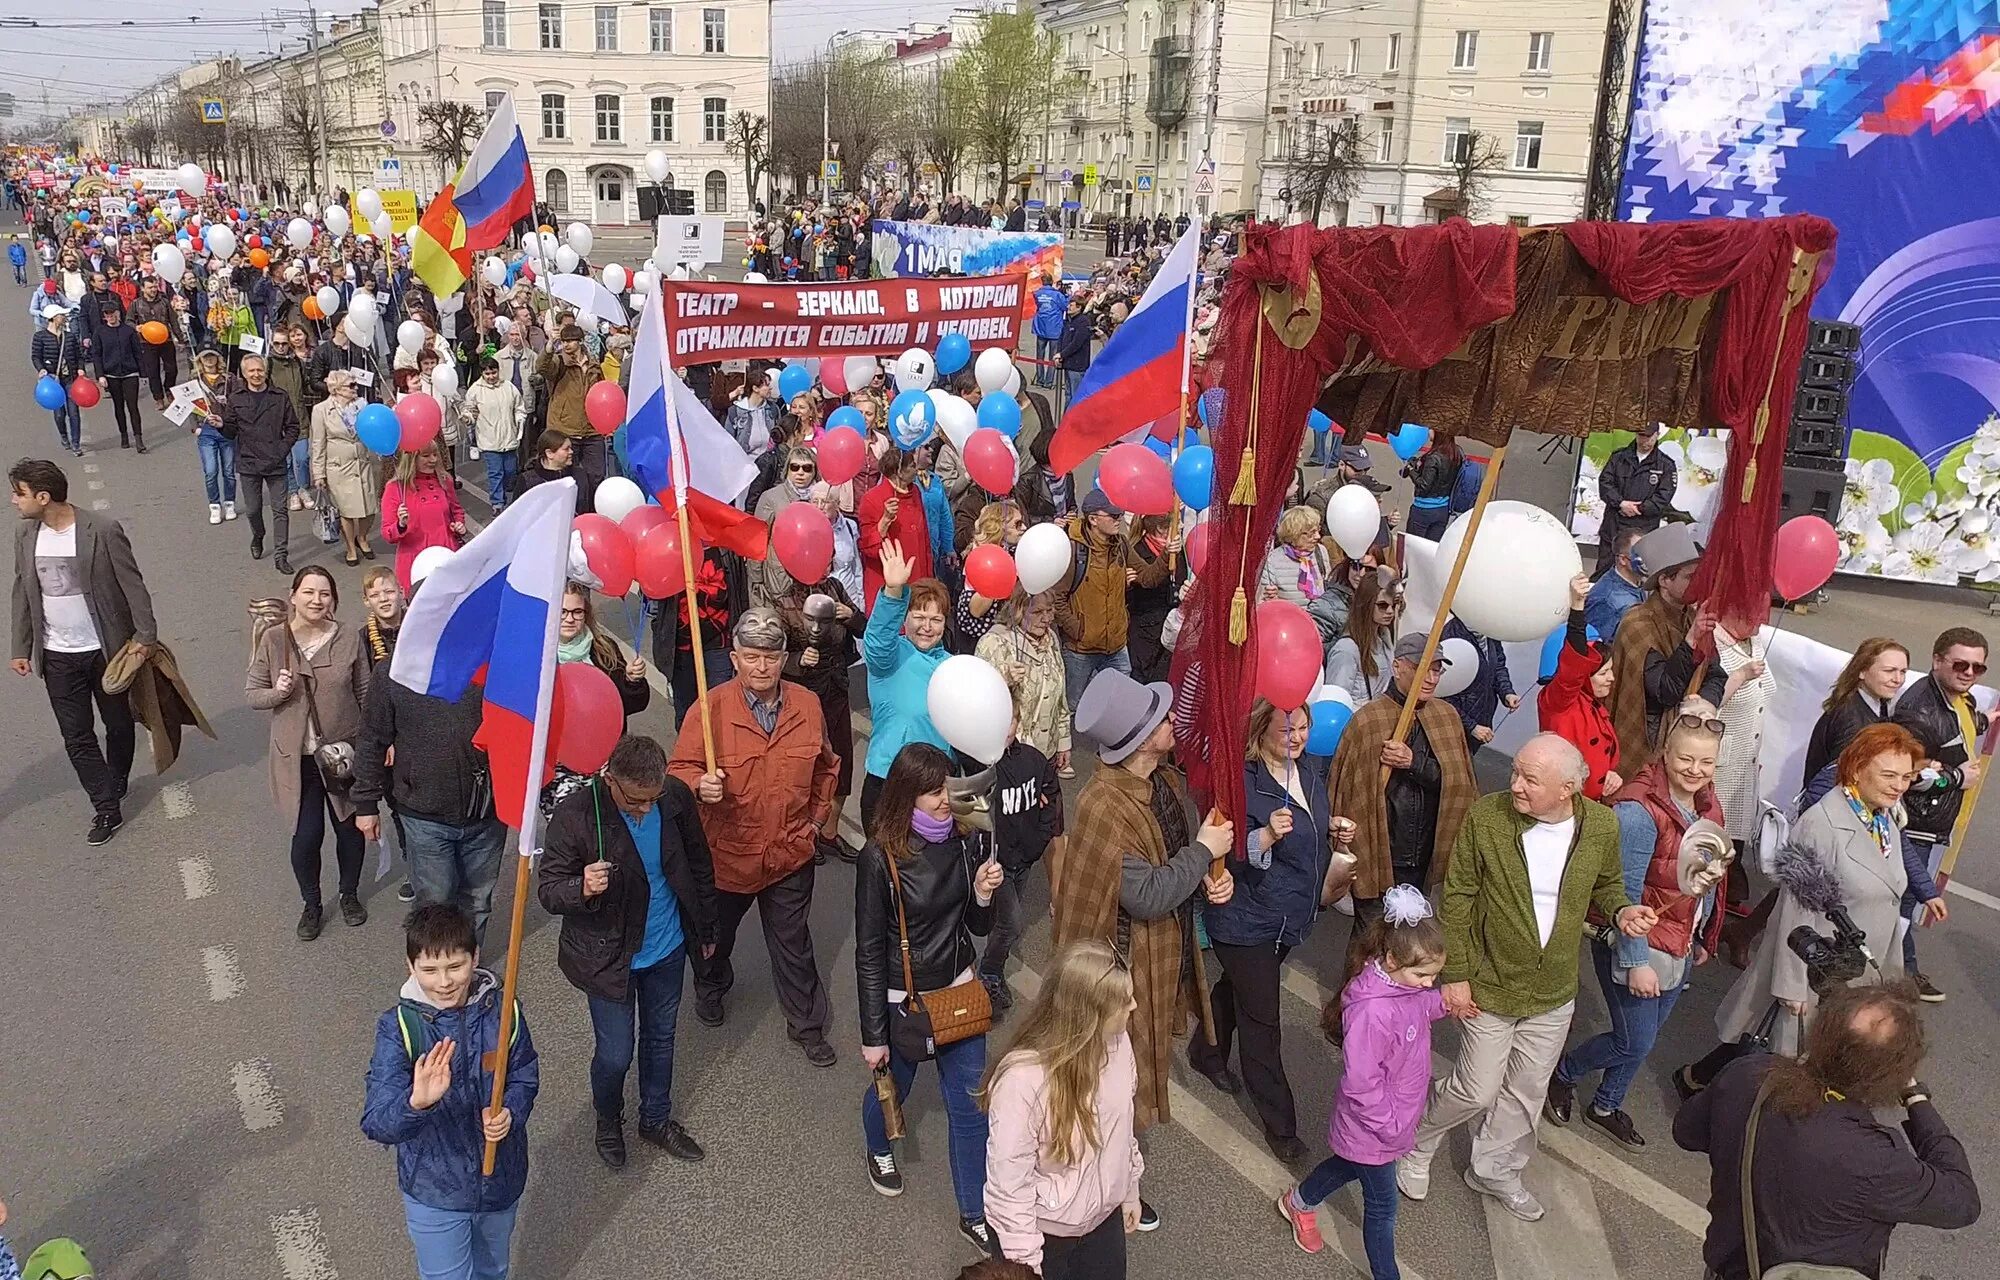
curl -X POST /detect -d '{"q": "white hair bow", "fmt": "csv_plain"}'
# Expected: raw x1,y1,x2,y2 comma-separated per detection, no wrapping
1382,884,1433,927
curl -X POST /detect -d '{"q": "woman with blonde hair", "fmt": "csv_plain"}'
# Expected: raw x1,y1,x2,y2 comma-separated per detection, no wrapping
958,501,1028,650
983,938,1144,1279
1260,504,1329,608
310,368,380,565
380,440,466,592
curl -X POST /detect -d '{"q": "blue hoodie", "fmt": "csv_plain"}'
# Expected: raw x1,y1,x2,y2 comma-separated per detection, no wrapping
361,969,539,1213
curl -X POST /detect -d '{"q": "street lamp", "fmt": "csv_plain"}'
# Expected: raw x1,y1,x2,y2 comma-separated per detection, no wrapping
822,29,848,206
1092,39,1133,219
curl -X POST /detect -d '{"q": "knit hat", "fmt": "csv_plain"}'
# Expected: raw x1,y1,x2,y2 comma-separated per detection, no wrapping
1075,669,1173,765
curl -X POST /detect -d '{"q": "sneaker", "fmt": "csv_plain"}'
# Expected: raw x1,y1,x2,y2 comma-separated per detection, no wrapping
1277,1189,1324,1255
637,1118,705,1162
86,811,123,846
797,1037,837,1068
694,996,724,1027
1544,1075,1575,1126
208,503,223,525
865,1150,904,1197
223,501,238,520
1463,1169,1545,1222
1912,972,1946,1003
397,880,417,903
1583,1106,1646,1149
958,1217,1001,1259
1136,1200,1160,1232
1057,763,1077,780
595,1113,626,1168
339,893,368,927
1395,1155,1431,1202
289,492,305,511
296,904,324,942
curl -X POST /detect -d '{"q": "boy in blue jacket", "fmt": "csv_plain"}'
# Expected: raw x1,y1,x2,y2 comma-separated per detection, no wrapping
363,905,538,1280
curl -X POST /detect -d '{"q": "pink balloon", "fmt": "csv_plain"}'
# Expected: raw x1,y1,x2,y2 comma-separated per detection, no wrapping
68,376,101,408
1771,514,1841,601
1187,521,1215,578
964,544,1018,600
1254,599,1321,712
817,425,866,486
963,427,1017,495
635,522,689,597
821,360,850,396
621,504,669,543
1097,442,1174,516
585,381,627,436
572,514,635,597
394,392,442,451
553,662,623,773
772,501,834,585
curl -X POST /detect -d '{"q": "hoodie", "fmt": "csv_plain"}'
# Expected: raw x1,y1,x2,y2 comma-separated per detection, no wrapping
1328,962,1447,1165
360,969,538,1213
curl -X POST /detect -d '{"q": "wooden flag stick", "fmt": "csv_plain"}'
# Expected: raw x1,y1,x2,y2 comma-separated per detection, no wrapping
479,853,534,1175
675,496,719,773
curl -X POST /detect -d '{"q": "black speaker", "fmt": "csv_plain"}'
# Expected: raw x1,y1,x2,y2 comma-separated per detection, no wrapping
637,185,665,220
1787,320,1862,458
1779,454,1846,526
1807,319,1861,355
667,187,695,216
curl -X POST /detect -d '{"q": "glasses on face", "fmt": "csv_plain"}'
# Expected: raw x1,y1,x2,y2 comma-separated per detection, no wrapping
1949,659,1989,677
560,606,587,620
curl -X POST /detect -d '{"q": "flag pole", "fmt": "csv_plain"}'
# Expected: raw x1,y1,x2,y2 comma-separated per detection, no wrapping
675,495,719,773
1169,227,1198,577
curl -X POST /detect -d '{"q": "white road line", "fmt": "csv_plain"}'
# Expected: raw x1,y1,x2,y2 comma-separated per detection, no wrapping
161,781,196,819
83,464,99,473
1946,880,2000,913
269,1208,339,1280
177,856,217,900
230,1059,284,1131
1487,1157,1620,1280
90,499,109,511
201,945,245,1002
86,479,103,491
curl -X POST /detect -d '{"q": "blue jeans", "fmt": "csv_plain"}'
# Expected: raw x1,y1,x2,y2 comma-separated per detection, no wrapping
1309,428,1335,464
1034,336,1058,384
862,1033,989,1221
286,438,312,496
402,1194,517,1280
586,948,685,1127
51,402,81,451
1555,939,1689,1111
198,432,238,503
402,815,508,957
1295,1152,1400,1280
483,451,520,511
1061,646,1131,712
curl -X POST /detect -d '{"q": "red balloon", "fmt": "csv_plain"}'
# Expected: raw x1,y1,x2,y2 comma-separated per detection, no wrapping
621,504,670,543
817,425,866,486
635,522,689,597
963,428,1018,495
964,544,1018,600
772,501,834,585
585,380,627,436
1254,599,1321,713
821,359,850,396
68,376,101,408
553,662,623,774
1771,514,1841,601
572,514,635,597
1097,442,1174,516
1186,521,1215,577
394,392,442,451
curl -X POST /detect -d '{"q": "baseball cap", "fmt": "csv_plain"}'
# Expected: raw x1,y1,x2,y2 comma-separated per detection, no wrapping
1081,488,1124,518
1393,632,1451,665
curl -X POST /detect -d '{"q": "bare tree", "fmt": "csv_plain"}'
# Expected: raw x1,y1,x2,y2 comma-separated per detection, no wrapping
724,110,771,211
1283,117,1365,225
827,51,905,187
960,11,1060,201
279,90,327,191
161,93,216,175
1450,129,1508,222
1584,0,1636,221
918,60,979,196
126,119,161,167
768,61,823,198
418,100,485,181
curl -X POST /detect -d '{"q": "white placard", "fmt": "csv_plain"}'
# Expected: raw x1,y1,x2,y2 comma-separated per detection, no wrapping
164,399,197,426
350,367,376,388
168,379,201,407
655,215,724,270
238,333,266,356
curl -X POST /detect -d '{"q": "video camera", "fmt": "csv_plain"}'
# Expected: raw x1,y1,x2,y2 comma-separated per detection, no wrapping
1774,839,1877,994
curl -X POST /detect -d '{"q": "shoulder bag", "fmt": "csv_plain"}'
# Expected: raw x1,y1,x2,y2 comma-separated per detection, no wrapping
882,841,992,1062
290,628,355,792
1741,1073,1872,1280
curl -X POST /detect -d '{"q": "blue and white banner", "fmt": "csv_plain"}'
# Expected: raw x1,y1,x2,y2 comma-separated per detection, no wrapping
869,219,1063,287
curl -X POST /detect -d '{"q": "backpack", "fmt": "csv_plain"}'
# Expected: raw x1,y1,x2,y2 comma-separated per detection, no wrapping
395,995,522,1062
1449,458,1485,514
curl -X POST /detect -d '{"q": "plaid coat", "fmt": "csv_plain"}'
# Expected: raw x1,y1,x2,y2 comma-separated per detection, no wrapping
1606,592,1706,777
1327,691,1479,898
1053,762,1194,1132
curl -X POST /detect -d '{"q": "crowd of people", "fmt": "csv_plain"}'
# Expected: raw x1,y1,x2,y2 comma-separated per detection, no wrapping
5,153,1988,1280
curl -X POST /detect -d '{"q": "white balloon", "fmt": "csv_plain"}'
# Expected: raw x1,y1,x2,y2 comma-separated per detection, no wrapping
601,262,628,293
630,269,655,294
1433,636,1481,699
926,655,1014,766
102,235,119,252
430,363,460,399
893,347,935,393
1426,500,1582,641
286,217,314,250
1324,484,1382,559
932,392,977,451
594,477,646,524
554,245,580,273
152,244,186,282
1003,367,1022,399
303,200,320,218
494,315,515,336
397,319,426,356
314,284,340,316
350,290,378,320
540,232,565,260
743,271,769,284
203,225,237,258
974,347,1014,393
667,264,690,282
176,162,206,197
644,149,672,183
482,256,509,288
343,315,371,345
1317,684,1356,710
842,355,878,392
324,205,352,237
565,222,593,256
411,545,456,585
357,187,384,221
372,212,393,241
1016,522,1073,595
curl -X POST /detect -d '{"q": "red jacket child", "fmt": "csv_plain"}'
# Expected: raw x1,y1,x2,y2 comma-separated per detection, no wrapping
1538,605,1622,799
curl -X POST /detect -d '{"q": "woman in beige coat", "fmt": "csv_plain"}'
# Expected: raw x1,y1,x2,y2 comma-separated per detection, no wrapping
247,566,372,941
310,369,381,565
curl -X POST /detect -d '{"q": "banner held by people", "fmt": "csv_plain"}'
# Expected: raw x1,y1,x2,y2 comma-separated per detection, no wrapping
662,272,1027,366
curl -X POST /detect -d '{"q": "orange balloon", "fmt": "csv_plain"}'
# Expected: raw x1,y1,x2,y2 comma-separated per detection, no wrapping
302,298,323,321
537,224,553,234
138,321,170,346
249,248,270,268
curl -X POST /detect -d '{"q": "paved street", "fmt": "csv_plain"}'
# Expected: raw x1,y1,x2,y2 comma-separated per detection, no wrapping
2,214,1994,1279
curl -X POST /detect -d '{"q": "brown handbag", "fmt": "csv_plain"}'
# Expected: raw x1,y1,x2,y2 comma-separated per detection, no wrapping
882,842,992,1061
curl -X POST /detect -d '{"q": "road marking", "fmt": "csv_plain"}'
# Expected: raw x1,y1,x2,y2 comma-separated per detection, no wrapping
90,499,109,510
86,479,103,491
83,464,99,473
201,945,245,1001
1487,1157,1620,1280
231,1059,284,1131
177,856,217,900
161,781,196,819
1946,880,2000,913
270,1208,338,1280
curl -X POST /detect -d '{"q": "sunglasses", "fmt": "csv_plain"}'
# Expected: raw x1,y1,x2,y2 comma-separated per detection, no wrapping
1949,659,1988,677
788,463,816,474
1673,714,1726,735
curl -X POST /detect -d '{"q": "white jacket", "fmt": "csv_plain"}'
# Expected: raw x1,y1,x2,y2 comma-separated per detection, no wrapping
460,379,526,453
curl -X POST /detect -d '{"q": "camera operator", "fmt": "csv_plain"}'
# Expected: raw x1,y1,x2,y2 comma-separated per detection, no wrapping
1674,982,1978,1280
1679,724,1926,1091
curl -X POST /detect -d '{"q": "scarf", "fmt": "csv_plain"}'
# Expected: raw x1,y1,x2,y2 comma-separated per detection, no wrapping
788,480,815,500
911,808,955,843
1842,786,1894,856
558,630,595,664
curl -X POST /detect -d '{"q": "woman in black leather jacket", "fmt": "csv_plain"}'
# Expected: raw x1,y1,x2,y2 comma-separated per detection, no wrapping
855,742,1005,1256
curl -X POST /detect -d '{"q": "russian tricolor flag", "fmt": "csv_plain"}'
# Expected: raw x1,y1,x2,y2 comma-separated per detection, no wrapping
389,479,576,849
411,96,536,297
1049,223,1201,475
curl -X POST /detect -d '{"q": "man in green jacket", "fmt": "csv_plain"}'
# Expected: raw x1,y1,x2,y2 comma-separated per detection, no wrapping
1396,733,1658,1222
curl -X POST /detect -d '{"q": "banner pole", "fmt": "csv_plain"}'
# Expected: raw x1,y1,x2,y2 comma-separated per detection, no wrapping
675,497,719,774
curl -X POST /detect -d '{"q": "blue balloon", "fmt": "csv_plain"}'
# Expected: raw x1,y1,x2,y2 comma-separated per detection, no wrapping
76,209,90,224
34,374,66,411
888,389,937,450
355,403,401,455
1389,422,1432,461
935,333,972,375
777,363,812,402
1305,698,1354,755
1174,444,1215,511
1307,408,1333,435
976,393,1022,438
1143,435,1172,460
1536,620,1604,682
826,405,867,434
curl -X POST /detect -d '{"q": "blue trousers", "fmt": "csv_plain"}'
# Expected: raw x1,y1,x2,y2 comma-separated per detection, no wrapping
402,1194,517,1280
1061,646,1131,713
402,815,507,958
483,451,520,511
1295,1151,1400,1280
586,948,686,1127
1309,428,1336,464
286,438,312,495
862,1032,989,1221
51,401,81,451
1555,940,1689,1111
197,432,238,503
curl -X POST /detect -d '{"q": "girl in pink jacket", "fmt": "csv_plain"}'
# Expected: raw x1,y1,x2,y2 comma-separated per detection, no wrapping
1277,886,1447,1277
982,939,1144,1279
380,439,466,592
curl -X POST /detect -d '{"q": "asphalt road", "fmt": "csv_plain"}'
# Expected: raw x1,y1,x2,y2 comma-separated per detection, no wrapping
1,208,1992,1280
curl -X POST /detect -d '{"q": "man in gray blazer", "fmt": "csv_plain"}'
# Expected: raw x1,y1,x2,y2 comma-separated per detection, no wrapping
9,457,157,844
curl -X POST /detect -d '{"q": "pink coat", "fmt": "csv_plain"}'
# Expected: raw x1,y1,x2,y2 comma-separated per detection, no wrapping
1329,963,1448,1165
381,471,465,592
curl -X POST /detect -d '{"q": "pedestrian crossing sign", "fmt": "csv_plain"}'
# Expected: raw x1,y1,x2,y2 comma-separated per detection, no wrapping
1136,174,1154,192
199,99,227,125
822,159,841,182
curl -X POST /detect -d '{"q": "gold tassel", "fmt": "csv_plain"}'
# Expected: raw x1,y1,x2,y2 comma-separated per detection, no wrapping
1228,587,1249,643
1227,445,1258,506
1740,458,1759,503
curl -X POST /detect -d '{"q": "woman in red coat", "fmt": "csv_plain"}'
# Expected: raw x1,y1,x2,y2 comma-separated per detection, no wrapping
855,447,932,609
380,439,466,591
1539,573,1622,799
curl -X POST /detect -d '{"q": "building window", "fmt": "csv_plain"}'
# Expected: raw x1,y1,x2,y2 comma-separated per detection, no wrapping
650,95,675,142
481,0,506,48
1385,34,1399,72
1374,203,1388,225
703,7,726,53
649,7,673,52
1508,214,1530,227
1346,38,1360,74
547,168,570,213
1442,116,1470,164
484,90,506,116
538,2,563,49
705,170,728,212
1527,32,1553,73
703,96,726,142
1514,120,1544,169
1453,30,1478,71
595,5,618,51
1376,115,1395,163
1310,42,1323,74
540,93,567,140
595,94,621,142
